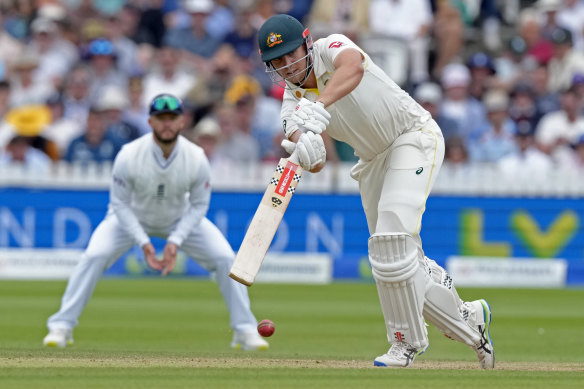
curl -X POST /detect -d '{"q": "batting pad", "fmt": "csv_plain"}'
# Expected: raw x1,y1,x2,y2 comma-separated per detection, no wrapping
368,233,428,350
422,258,481,347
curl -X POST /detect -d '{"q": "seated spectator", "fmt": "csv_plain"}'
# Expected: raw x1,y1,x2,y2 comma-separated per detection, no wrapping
530,63,561,115
123,76,151,136
498,125,553,178
414,82,459,141
212,102,260,164
43,93,84,157
306,0,370,42
467,52,497,101
1,104,59,161
64,107,123,165
443,135,470,172
547,27,584,93
94,85,140,145
566,133,584,170
0,135,52,174
535,85,584,163
508,82,543,135
468,89,518,163
440,63,487,142
62,65,93,128
188,116,224,163
84,38,128,103
222,4,257,58
9,50,55,107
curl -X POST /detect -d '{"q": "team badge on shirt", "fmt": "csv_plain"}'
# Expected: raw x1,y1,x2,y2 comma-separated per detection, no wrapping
267,32,283,47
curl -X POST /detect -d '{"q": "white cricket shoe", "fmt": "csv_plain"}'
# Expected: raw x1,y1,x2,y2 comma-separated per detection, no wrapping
231,331,269,351
462,299,495,369
43,328,74,348
374,342,428,367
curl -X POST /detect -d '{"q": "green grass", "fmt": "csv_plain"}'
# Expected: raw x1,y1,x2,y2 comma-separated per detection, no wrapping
0,279,583,388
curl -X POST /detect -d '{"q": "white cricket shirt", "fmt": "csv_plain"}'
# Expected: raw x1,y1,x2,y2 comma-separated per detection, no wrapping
109,134,211,247
281,33,431,162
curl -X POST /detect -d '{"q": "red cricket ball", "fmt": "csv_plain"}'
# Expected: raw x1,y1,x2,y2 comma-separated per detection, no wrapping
257,319,275,337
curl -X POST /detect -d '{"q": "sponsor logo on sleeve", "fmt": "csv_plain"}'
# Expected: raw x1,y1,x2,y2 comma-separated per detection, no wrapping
328,41,345,49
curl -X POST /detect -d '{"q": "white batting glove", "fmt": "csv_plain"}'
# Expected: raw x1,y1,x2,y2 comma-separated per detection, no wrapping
281,132,326,171
292,98,331,134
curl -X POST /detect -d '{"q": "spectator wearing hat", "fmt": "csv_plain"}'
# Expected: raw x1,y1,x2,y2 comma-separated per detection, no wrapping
508,82,543,135
142,45,197,106
413,82,459,141
188,116,224,163
64,107,123,165
515,8,554,66
467,52,497,101
547,27,584,92
85,38,128,103
467,89,518,163
498,124,553,179
0,135,52,175
163,0,221,62
440,63,487,142
9,50,56,107
103,12,141,75
535,85,584,163
28,17,78,88
94,85,141,145
556,0,584,51
0,104,59,161
43,93,84,157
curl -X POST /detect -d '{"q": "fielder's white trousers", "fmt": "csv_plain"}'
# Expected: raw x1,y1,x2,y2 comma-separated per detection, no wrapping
47,213,258,332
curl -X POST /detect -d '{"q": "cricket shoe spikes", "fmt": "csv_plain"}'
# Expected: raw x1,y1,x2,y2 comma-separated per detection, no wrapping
462,299,495,369
43,328,74,348
374,342,428,367
231,330,269,351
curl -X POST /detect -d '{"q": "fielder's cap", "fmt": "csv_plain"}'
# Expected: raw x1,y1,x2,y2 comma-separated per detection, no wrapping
149,93,184,116
183,0,214,14
441,63,470,88
258,14,308,63
550,27,572,45
95,85,129,111
483,89,509,112
414,82,442,104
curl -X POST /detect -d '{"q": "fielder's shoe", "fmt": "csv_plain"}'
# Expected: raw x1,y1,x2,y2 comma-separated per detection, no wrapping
373,342,428,367
43,328,74,348
231,331,269,351
462,299,495,369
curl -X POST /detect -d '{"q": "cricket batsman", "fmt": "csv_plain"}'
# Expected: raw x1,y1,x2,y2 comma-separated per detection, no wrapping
43,94,268,351
257,14,495,368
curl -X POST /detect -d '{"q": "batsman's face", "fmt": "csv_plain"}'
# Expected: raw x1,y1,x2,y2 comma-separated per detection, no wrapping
271,45,309,84
149,113,184,144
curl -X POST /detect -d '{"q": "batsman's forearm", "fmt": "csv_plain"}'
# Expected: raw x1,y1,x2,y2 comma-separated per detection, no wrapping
316,63,364,107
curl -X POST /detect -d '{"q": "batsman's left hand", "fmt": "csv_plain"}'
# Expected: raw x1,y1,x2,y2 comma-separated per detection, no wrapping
160,242,178,276
292,98,331,134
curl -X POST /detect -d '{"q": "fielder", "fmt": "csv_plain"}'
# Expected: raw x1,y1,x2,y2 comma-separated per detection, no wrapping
257,14,495,368
43,94,268,351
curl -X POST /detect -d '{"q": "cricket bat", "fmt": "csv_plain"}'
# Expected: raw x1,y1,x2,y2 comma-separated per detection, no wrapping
229,153,302,286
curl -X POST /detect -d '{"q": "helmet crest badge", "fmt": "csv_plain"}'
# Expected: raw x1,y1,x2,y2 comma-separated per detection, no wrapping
267,32,283,48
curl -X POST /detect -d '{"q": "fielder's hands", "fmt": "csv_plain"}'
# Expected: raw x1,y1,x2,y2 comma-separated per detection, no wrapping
281,131,326,171
292,98,331,134
160,242,177,276
142,242,177,276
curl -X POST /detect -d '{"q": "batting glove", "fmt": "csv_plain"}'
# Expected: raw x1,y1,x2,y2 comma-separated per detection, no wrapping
281,132,326,171
292,98,331,134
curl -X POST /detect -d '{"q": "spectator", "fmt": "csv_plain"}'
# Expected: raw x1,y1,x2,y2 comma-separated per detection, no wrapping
530,63,561,115
440,63,487,142
64,108,122,165
0,10,24,77
222,5,258,58
508,82,543,136
414,82,459,141
164,0,221,60
306,0,370,42
547,27,584,93
431,0,464,79
43,93,84,157
103,12,141,75
0,135,52,174
466,52,497,101
556,0,584,51
9,50,56,107
498,125,553,177
369,0,432,85
468,89,518,163
62,65,93,128
212,102,260,164
94,85,141,145
565,133,584,170
189,116,224,163
0,80,11,118
85,38,127,103
535,85,584,162
123,76,151,136
443,135,470,169
142,45,197,105
516,8,554,65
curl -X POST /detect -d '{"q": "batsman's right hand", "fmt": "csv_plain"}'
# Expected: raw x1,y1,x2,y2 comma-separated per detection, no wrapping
292,98,331,134
281,131,326,171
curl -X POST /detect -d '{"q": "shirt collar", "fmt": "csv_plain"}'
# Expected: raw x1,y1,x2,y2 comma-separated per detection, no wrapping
151,135,179,168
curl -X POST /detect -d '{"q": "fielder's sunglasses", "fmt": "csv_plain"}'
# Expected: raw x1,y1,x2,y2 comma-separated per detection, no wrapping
150,95,183,115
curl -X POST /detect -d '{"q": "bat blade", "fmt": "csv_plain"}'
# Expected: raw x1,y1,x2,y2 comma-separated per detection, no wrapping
229,156,302,286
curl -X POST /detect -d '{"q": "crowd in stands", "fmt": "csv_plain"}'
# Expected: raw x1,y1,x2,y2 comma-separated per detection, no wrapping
1,0,584,178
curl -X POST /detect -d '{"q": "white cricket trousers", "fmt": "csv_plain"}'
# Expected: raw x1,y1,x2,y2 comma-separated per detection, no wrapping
47,213,257,332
